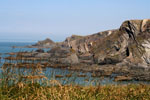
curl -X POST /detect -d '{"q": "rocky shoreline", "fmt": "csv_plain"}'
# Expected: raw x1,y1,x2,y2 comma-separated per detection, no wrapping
8,19,150,82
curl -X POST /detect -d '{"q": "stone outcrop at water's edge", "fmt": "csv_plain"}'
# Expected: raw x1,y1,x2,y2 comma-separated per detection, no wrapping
9,19,150,81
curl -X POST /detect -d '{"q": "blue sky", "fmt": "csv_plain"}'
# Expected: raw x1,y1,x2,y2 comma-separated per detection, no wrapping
0,0,150,42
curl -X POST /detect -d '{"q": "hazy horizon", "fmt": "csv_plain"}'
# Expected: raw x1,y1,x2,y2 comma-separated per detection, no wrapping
0,0,150,42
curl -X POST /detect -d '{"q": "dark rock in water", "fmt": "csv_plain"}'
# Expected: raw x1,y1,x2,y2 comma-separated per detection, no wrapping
35,49,44,53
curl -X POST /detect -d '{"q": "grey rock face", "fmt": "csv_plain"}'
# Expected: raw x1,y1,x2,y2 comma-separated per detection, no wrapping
59,30,115,53
47,47,79,64
32,19,150,67
92,19,150,67
68,53,79,64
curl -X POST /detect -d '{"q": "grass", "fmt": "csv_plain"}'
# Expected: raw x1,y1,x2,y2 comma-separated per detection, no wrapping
1,83,150,100
1,54,150,100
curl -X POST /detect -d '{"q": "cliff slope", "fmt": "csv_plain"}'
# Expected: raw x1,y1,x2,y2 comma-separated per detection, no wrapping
91,19,150,67
33,19,150,67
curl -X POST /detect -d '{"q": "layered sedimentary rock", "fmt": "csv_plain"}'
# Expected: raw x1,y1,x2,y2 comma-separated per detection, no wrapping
33,19,150,67
59,30,115,53
92,19,150,67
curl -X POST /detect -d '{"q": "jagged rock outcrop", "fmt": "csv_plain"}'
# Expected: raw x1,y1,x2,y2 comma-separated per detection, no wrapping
33,38,56,48
47,47,79,64
59,30,115,53
32,19,150,67
15,19,150,82
92,19,150,67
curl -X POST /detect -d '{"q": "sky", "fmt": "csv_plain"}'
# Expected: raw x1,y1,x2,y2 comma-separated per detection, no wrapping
0,0,150,42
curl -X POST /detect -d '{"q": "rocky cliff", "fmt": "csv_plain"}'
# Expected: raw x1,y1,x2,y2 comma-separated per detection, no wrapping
33,38,56,48
59,30,115,53
33,19,150,67
91,19,150,67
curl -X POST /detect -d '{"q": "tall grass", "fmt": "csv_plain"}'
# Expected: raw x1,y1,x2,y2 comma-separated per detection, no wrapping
0,53,150,99
1,81,150,99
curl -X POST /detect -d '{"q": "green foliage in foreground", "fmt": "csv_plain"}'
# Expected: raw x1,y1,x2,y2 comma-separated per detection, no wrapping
0,83,150,100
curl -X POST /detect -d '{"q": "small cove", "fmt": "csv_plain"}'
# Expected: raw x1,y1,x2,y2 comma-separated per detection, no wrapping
0,42,150,86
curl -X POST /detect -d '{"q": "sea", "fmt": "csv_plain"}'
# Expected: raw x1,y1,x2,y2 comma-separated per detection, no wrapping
0,42,148,85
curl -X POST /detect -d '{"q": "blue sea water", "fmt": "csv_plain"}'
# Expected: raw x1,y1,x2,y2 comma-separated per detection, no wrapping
0,42,36,53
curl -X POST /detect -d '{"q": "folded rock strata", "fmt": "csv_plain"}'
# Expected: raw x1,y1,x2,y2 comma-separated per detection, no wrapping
32,19,150,67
